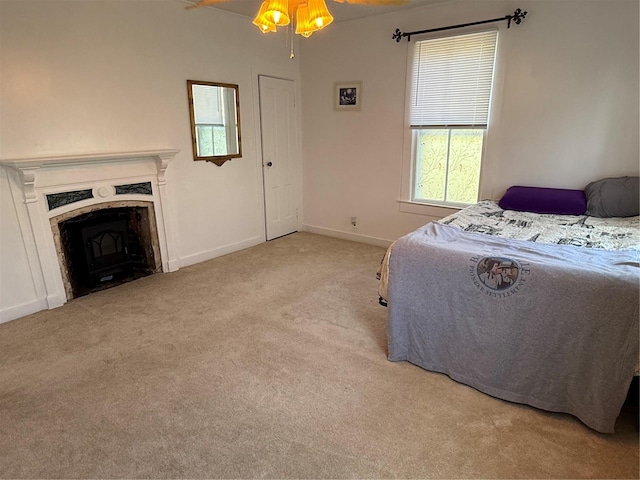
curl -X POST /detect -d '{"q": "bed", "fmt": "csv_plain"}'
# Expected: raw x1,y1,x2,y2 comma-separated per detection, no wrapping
378,182,639,433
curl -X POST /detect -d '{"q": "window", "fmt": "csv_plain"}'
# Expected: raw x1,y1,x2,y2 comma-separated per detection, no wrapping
409,30,498,206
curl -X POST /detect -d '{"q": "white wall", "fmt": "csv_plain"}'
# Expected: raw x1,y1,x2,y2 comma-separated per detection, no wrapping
299,0,640,244
0,0,300,321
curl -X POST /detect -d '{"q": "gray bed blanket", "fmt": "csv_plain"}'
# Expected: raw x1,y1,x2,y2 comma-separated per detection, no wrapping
387,222,639,433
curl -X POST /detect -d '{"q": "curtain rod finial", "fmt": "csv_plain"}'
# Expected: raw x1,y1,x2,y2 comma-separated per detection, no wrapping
511,8,527,26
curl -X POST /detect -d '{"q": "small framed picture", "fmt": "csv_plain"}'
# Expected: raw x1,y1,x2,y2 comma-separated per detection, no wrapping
334,81,362,111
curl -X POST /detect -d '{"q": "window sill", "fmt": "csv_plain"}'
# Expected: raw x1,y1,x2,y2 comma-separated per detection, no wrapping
398,200,463,218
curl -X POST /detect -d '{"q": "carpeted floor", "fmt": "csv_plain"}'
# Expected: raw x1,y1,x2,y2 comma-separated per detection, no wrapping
0,232,638,478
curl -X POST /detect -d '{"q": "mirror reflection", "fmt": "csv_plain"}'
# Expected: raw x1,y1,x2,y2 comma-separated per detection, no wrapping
187,80,242,166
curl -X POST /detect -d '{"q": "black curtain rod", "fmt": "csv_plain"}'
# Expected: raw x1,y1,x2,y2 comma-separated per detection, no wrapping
392,8,527,43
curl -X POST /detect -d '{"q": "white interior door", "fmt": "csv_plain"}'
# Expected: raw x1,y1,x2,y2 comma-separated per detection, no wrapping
259,75,299,241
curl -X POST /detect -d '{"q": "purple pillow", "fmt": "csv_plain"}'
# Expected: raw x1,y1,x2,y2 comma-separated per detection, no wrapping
498,186,587,215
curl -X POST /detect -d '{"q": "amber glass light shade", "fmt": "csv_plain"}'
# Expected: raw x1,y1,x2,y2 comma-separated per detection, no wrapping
307,0,333,29
263,0,290,26
251,0,335,37
252,1,277,32
295,4,318,37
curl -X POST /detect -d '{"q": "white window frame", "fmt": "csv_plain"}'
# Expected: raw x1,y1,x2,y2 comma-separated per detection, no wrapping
399,25,507,217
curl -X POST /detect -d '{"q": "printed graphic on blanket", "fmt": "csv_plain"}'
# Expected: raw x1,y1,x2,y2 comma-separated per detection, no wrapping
470,256,530,297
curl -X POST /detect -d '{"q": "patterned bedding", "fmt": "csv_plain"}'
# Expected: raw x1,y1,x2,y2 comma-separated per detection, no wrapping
439,200,640,251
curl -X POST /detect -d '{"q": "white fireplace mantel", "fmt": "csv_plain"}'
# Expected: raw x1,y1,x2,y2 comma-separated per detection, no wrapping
1,149,179,201
0,149,180,316
0,149,179,169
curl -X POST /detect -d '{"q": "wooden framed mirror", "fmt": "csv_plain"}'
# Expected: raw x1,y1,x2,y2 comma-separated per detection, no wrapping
187,80,242,166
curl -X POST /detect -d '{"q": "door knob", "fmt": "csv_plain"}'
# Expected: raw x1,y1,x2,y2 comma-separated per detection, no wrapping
266,161,273,167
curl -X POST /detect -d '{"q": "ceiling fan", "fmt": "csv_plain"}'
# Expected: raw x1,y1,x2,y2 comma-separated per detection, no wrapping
186,0,409,37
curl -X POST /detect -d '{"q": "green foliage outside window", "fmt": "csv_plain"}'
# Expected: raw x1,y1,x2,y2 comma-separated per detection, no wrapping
414,128,484,205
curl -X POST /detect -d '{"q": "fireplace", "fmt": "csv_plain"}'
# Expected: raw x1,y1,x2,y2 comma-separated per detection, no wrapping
0,149,180,316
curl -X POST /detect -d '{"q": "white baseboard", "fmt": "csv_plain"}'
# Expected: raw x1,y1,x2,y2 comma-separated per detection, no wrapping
46,293,65,309
301,224,393,248
166,258,181,272
0,298,49,325
178,235,264,269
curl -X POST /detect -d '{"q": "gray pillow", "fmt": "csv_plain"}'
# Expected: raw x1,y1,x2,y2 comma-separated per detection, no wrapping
584,176,639,218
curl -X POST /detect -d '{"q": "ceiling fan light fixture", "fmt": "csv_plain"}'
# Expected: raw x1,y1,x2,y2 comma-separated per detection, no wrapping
307,0,333,29
252,1,278,32
250,0,334,37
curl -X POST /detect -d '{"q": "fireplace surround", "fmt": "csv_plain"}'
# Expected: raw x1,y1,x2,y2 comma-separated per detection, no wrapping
1,149,180,312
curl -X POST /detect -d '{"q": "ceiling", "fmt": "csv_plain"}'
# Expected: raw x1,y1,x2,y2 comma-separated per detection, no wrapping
181,0,448,24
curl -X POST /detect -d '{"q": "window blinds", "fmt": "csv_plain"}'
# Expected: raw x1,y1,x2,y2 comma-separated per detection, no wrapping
410,30,498,128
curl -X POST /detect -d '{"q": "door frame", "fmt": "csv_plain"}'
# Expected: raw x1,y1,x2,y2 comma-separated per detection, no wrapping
250,64,303,242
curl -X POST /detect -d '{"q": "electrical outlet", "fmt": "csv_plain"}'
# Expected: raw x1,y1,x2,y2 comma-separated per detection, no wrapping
351,216,358,228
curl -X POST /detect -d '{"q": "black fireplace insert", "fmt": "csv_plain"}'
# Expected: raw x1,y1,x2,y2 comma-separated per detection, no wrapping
59,207,157,298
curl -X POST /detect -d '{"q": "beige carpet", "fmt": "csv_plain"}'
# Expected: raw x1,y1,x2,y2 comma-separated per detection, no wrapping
0,232,638,479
